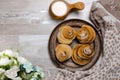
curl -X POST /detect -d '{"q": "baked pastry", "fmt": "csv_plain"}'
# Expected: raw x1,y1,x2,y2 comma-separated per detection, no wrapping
57,26,76,44
77,44,94,59
55,44,73,62
72,44,91,65
77,25,96,43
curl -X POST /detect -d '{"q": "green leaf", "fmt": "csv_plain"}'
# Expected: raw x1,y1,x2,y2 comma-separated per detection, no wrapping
26,73,35,80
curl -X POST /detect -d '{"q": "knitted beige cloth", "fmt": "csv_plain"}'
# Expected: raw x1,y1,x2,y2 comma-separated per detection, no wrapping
52,1,120,80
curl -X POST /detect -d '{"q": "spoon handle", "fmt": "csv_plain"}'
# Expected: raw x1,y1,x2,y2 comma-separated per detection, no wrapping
70,2,85,10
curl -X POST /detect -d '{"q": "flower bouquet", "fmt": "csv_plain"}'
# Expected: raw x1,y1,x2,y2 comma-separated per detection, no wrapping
0,49,44,80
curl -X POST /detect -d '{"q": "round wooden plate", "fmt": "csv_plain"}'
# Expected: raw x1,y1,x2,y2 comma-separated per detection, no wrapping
48,19,103,71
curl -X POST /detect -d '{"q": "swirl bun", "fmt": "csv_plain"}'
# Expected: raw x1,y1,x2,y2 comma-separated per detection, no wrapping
55,44,73,62
77,25,96,43
57,26,76,44
72,44,91,65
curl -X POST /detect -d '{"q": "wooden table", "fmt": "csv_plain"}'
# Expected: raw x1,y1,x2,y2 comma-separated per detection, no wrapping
0,0,98,79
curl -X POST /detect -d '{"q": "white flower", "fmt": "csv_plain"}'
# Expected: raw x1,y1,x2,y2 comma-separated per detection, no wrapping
0,52,4,56
4,66,20,79
0,68,5,79
12,77,22,80
23,62,34,73
30,78,37,80
0,57,11,66
3,49,19,58
17,56,28,64
36,66,44,78
0,68,5,74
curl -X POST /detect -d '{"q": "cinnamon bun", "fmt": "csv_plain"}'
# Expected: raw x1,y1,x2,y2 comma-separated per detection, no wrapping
55,44,73,62
57,26,76,44
77,25,96,43
72,44,91,65
77,44,94,59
